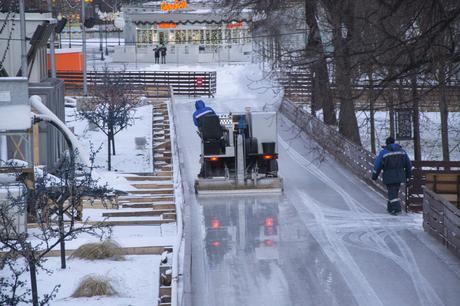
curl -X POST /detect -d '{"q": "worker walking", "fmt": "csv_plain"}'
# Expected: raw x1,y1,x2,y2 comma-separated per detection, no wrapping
372,137,412,215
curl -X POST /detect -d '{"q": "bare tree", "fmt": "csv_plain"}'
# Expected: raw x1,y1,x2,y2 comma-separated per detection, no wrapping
0,157,112,306
78,66,141,170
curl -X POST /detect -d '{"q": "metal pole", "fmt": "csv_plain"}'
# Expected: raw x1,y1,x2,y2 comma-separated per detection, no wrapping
81,0,88,96
68,21,72,48
47,0,57,78
19,0,27,77
99,24,104,60
105,23,108,56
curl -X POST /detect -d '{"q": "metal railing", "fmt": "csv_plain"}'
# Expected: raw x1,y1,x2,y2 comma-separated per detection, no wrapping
54,70,217,97
280,99,387,195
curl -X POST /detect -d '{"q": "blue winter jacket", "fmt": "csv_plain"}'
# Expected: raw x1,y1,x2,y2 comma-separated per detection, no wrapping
193,100,215,127
372,143,412,184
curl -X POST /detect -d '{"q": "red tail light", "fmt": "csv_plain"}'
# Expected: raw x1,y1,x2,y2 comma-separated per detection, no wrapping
265,217,274,227
211,218,220,229
211,241,221,247
264,239,274,247
209,156,219,161
262,154,274,160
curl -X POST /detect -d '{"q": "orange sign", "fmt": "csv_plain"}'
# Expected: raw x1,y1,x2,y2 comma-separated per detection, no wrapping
159,23,177,28
160,0,187,11
226,21,244,29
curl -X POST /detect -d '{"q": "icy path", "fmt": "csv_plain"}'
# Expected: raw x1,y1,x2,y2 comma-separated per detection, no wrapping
174,100,460,306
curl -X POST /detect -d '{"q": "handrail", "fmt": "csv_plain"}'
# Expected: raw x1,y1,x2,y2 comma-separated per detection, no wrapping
168,86,187,306
280,98,387,195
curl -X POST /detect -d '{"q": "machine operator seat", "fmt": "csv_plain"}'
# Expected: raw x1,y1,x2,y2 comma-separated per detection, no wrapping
198,114,226,155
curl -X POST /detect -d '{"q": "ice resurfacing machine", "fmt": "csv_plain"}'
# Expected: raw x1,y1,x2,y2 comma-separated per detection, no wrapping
195,110,283,195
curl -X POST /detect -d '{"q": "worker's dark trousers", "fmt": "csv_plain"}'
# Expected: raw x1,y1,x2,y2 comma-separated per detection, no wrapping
386,183,401,212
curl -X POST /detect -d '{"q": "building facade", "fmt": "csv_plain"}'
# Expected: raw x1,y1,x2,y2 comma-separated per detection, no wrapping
114,1,253,64
0,11,65,168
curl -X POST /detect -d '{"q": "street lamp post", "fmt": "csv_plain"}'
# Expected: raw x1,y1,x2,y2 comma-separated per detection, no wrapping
99,24,104,60
82,0,88,96
68,19,72,48
105,23,109,56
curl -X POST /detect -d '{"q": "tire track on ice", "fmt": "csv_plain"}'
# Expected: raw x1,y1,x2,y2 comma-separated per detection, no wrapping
279,136,445,306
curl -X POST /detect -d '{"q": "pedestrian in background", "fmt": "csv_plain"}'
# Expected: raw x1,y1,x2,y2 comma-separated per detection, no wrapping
154,46,160,64
372,136,412,215
160,45,167,64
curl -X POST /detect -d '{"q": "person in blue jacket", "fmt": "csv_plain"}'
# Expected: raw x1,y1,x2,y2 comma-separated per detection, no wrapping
193,100,215,127
372,136,412,214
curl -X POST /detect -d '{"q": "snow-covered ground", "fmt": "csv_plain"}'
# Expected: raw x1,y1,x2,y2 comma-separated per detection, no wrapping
66,105,153,174
1,95,174,306
0,255,160,306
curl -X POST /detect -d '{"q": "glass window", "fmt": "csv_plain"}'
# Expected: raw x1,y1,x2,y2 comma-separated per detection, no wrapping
225,29,231,44
210,30,220,45
232,29,239,44
206,30,211,45
192,30,200,44
136,26,153,47
180,30,186,43
200,30,205,44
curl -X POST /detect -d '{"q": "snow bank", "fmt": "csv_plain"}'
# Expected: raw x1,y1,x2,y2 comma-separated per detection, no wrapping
0,256,160,306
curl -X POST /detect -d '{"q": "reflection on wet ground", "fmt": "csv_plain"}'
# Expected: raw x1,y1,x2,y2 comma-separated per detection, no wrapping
198,195,357,306
202,196,280,268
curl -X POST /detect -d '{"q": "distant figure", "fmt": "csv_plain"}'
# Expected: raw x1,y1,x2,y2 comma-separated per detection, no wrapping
154,46,160,64
372,136,412,215
160,45,167,64
193,100,215,127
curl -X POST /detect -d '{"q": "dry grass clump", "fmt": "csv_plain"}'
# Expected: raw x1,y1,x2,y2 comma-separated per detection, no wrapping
71,275,117,298
70,240,125,261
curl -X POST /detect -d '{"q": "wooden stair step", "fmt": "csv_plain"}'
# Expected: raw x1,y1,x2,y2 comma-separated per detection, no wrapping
129,189,174,195
96,219,175,226
125,176,172,181
132,183,174,189
119,196,174,202
154,156,172,162
102,209,175,218
122,203,176,210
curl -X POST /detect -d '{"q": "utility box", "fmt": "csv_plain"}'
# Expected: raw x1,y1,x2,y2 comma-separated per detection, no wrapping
0,78,32,166
29,78,65,167
0,78,31,131
0,186,27,238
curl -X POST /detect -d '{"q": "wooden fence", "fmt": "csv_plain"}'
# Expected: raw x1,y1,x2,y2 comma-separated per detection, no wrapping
54,70,217,97
423,187,460,259
278,72,460,111
406,161,460,211
279,99,387,195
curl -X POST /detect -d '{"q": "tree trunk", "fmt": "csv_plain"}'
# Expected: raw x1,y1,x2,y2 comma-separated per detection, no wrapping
107,133,112,171
388,83,396,139
58,199,66,269
411,73,421,161
368,72,376,154
438,68,450,161
29,259,39,306
332,20,361,145
304,0,337,125
111,127,116,155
